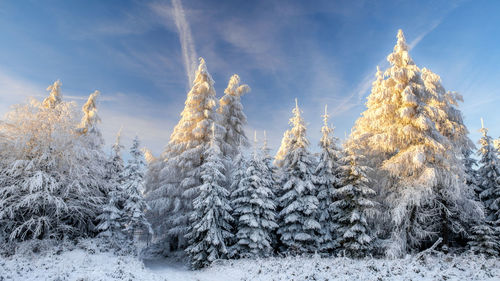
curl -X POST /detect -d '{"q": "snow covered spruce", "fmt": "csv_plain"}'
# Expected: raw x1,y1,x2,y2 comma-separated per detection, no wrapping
1,29,500,273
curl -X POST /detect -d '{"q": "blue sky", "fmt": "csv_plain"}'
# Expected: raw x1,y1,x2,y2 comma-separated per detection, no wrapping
0,0,498,155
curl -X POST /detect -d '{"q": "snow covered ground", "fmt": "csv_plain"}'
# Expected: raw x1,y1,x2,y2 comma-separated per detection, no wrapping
1,240,499,281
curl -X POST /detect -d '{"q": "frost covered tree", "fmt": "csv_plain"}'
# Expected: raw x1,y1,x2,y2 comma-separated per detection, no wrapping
230,133,278,258
260,131,278,208
106,129,125,188
468,220,500,256
274,130,293,168
122,136,153,239
347,30,480,257
218,74,251,158
97,190,126,241
477,122,500,222
333,152,376,258
227,148,247,246
261,131,280,250
229,150,247,195
42,80,62,109
314,105,343,253
0,82,105,241
97,129,127,241
185,125,233,269
261,131,275,174
75,90,109,196
146,58,220,250
276,99,320,254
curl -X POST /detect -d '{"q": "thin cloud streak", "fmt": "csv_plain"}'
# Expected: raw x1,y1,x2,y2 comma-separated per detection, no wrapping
171,0,198,86
408,18,444,50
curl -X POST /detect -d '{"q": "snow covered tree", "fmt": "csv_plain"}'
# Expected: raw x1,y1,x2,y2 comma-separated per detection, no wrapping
106,129,125,188
333,152,376,258
477,122,500,223
75,90,109,196
122,136,153,240
226,148,247,247
146,58,220,251
468,220,500,256
229,151,247,195
261,131,275,174
260,131,278,200
185,125,233,269
464,148,481,200
42,80,62,109
314,105,343,253
274,130,293,168
0,82,105,241
261,131,280,251
276,99,320,254
96,129,127,241
97,191,126,241
218,74,251,158
346,30,480,257
230,133,278,258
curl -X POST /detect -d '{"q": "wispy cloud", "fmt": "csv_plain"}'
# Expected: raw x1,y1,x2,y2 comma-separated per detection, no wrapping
216,18,284,73
408,18,444,50
170,0,198,85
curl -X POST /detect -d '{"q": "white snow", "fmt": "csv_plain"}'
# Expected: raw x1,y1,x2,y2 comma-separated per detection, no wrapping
1,240,499,281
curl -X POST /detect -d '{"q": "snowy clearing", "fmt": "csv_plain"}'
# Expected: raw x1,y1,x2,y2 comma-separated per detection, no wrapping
1,241,499,281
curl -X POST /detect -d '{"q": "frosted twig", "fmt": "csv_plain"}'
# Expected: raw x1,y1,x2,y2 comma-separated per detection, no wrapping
414,237,443,261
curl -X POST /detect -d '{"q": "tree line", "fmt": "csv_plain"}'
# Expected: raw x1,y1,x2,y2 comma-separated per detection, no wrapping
0,30,499,269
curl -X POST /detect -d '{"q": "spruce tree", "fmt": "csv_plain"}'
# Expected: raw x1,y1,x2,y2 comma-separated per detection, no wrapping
334,152,376,258
276,99,319,254
75,90,109,196
97,129,127,238
261,131,279,251
185,125,233,269
218,74,251,158
314,105,343,253
477,122,500,223
146,58,220,250
261,131,275,175
97,191,126,241
106,129,125,189
227,149,247,247
274,130,293,168
347,30,479,257
230,133,278,258
468,220,500,256
122,136,153,240
229,151,247,195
